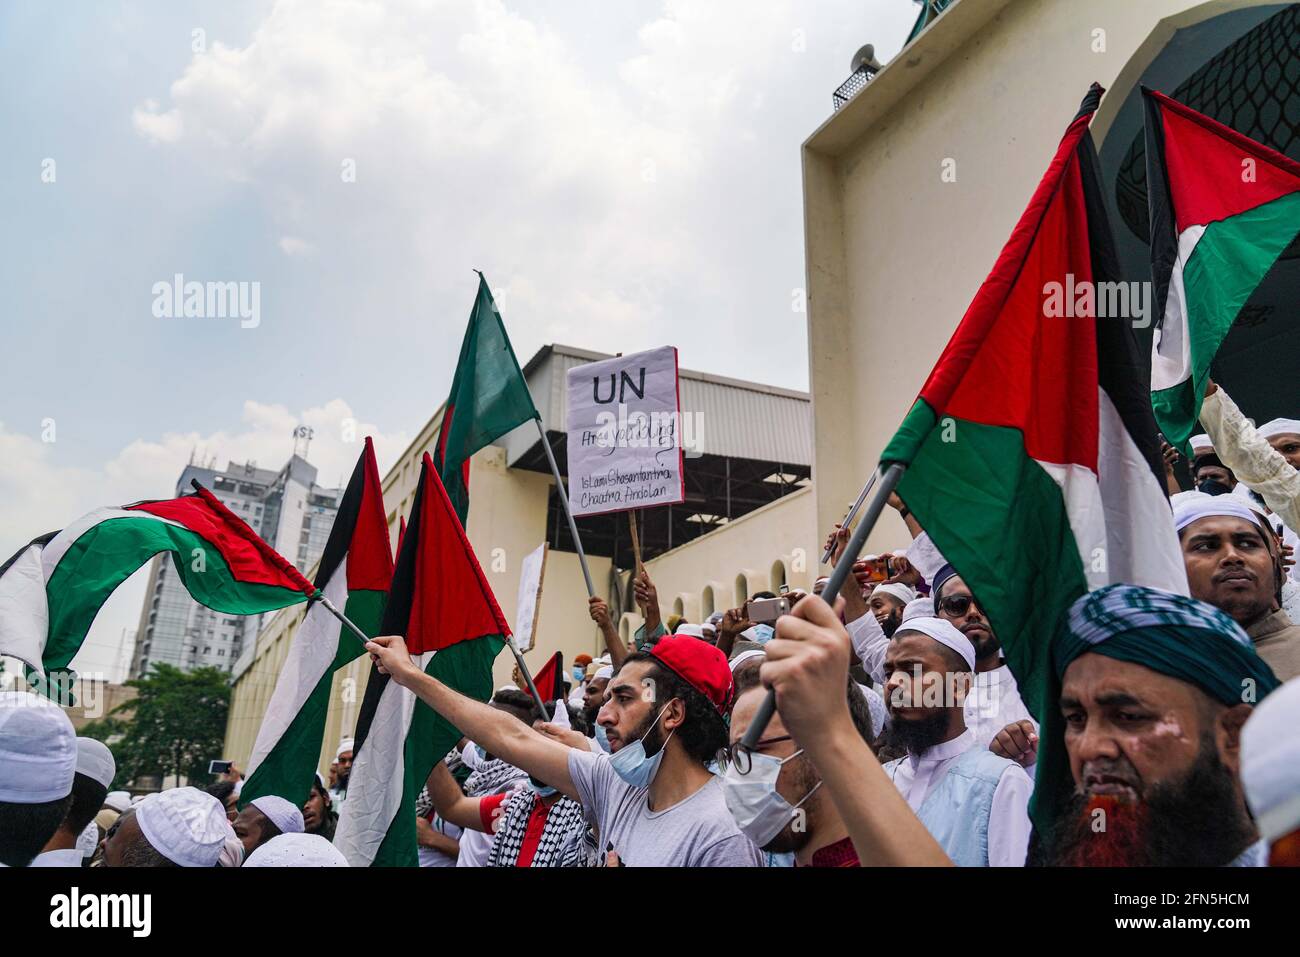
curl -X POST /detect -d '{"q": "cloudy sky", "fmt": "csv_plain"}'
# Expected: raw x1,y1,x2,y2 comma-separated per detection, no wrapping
0,0,917,680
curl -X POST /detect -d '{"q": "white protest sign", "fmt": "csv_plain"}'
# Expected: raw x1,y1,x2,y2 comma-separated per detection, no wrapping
513,542,548,653
566,346,685,517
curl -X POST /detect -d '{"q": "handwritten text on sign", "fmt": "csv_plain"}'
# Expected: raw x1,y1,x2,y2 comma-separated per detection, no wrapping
565,346,685,517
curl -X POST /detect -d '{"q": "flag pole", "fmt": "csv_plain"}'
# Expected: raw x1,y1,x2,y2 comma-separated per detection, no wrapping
740,462,907,750
312,593,373,648
505,638,550,719
534,417,596,598
820,470,879,564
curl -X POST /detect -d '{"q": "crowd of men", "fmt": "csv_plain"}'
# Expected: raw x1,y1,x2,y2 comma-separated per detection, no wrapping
1,380,1297,868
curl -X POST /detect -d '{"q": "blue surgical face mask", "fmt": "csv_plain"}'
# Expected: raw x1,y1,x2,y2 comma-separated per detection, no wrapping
608,704,675,788
527,777,558,798
572,667,585,682
593,722,613,753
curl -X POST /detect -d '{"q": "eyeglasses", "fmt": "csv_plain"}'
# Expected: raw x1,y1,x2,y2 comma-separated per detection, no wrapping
718,735,793,774
938,594,983,618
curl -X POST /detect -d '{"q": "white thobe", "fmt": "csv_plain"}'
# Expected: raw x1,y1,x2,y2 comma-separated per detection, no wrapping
29,847,84,867
883,729,1032,867
964,663,1035,751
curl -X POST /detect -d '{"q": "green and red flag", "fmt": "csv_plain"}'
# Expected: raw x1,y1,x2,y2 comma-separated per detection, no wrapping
333,452,509,867
1145,88,1300,452
878,85,1188,836
239,437,393,810
433,273,539,524
0,484,315,682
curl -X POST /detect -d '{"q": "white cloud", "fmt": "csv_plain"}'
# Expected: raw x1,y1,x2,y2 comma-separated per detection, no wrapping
125,0,915,372
278,236,315,257
0,401,410,682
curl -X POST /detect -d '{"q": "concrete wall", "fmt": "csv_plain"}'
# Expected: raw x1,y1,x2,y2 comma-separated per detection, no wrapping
802,0,1274,552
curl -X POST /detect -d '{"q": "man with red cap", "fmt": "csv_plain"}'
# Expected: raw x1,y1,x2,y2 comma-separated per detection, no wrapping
366,632,763,866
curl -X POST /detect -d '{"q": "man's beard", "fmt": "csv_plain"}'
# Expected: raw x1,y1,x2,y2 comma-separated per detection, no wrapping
962,625,1000,662
1040,737,1255,867
337,769,350,788
583,707,599,734
877,709,950,757
879,610,901,639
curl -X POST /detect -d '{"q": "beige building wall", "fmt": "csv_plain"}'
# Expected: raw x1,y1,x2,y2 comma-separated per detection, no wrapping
803,0,1275,553
224,408,813,777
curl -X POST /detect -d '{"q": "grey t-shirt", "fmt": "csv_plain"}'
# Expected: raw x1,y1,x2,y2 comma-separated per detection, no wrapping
567,749,764,867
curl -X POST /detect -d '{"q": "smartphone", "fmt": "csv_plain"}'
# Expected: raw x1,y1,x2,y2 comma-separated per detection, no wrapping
745,596,790,625
854,556,894,585
209,759,233,775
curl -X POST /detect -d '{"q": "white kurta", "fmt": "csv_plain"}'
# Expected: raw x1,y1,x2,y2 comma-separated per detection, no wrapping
883,729,1032,867
964,664,1036,751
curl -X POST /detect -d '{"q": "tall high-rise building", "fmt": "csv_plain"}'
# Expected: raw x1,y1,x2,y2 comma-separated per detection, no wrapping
130,452,341,678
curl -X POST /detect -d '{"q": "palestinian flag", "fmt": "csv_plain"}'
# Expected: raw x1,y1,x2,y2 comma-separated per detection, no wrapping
0,484,314,683
1145,88,1300,452
532,650,565,705
878,85,1188,835
239,438,393,810
333,452,508,867
434,272,539,524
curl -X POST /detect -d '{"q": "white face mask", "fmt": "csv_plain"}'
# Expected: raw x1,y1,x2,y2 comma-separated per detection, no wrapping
722,748,821,848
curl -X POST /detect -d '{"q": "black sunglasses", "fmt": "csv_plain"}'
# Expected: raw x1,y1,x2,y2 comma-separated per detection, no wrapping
938,594,983,617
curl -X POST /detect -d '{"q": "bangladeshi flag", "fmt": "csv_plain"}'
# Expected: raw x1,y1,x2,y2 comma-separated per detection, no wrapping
1145,88,1300,452
434,272,539,524
0,484,315,681
239,438,393,810
878,85,1188,835
333,452,508,867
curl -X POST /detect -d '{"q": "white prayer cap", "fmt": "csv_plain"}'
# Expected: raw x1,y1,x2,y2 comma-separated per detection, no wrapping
700,622,717,637
1189,433,1213,451
135,787,233,867
894,616,976,672
593,654,612,666
75,737,115,790
249,794,305,835
1172,492,1269,534
729,649,765,673
675,623,706,639
335,738,355,759
244,833,350,867
103,790,132,814
77,820,99,859
872,582,917,606
550,699,572,728
901,597,934,622
0,690,77,803
593,666,614,680
1241,677,1300,842
1258,418,1300,441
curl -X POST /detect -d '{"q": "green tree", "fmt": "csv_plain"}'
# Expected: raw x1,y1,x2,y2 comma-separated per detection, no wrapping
80,664,231,789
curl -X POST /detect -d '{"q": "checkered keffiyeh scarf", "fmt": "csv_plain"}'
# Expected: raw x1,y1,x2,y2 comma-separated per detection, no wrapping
464,757,529,798
485,790,592,868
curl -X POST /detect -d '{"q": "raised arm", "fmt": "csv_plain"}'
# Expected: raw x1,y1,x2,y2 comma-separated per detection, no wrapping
366,635,579,800
761,595,953,867
424,760,489,833
588,597,628,671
